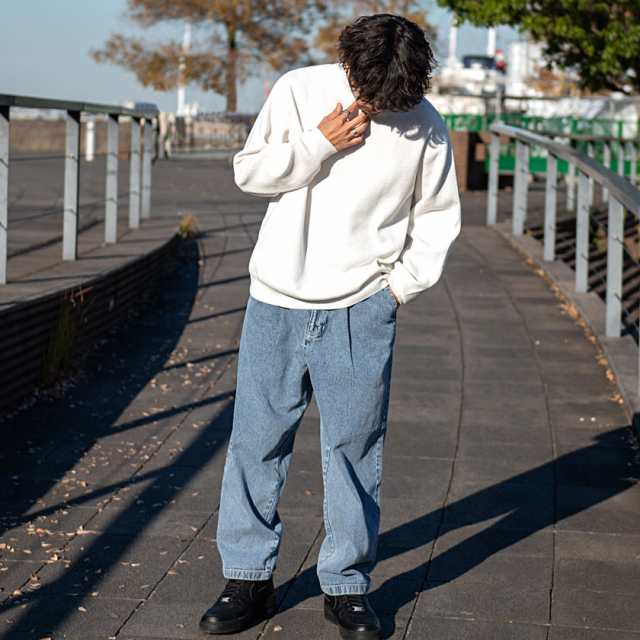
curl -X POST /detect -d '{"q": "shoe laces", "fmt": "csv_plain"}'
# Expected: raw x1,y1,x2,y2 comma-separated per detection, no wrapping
344,593,367,612
219,578,251,603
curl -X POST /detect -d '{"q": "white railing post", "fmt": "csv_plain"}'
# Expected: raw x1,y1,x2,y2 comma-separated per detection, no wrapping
63,110,81,261
0,106,9,285
486,132,500,225
85,117,95,162
627,141,637,186
605,198,624,337
513,140,529,236
575,170,590,293
603,142,611,202
544,153,557,261
129,117,141,229
105,114,119,244
616,140,625,177
141,118,153,219
587,142,595,206
566,161,576,211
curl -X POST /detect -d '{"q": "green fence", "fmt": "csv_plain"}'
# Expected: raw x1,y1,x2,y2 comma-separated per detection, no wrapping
443,113,629,138
488,139,638,176
442,113,638,177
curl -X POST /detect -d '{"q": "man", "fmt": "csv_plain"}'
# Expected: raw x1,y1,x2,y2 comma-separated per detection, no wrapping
200,12,461,639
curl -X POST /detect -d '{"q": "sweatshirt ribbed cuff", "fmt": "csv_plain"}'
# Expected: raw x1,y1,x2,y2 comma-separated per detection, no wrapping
304,126,337,162
387,264,419,306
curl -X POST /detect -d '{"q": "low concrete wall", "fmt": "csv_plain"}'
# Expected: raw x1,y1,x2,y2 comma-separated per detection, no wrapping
0,233,180,417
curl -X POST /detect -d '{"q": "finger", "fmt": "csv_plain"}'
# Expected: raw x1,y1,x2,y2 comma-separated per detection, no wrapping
340,113,369,131
345,99,359,112
329,102,343,119
341,100,361,120
349,112,370,126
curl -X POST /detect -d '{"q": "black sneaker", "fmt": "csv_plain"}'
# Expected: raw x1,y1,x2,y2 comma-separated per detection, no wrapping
324,593,382,639
199,577,277,634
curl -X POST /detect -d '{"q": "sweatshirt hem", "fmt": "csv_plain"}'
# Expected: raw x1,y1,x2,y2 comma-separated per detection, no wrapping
248,276,391,310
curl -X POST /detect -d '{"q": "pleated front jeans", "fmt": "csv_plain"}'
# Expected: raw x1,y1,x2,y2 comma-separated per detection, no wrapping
215,284,398,595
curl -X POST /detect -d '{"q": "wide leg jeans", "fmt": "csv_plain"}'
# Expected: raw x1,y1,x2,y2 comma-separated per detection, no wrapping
216,285,398,595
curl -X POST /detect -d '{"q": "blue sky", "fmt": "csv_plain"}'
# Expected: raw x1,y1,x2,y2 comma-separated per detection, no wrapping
0,0,519,113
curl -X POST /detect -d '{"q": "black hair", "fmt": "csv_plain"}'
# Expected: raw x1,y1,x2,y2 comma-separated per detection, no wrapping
337,13,436,113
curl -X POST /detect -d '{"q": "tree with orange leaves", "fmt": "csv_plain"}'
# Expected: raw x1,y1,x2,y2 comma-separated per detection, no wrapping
91,0,329,112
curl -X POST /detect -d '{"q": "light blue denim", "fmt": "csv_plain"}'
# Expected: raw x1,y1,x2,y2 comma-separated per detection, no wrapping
215,284,398,596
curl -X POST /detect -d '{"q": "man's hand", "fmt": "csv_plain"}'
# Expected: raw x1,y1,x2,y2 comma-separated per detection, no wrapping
317,100,370,151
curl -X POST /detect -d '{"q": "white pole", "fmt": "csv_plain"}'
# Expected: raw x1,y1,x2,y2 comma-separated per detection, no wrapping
487,28,497,57
63,111,81,261
141,119,153,219
177,22,192,116
85,117,95,162
0,106,8,284
129,118,141,229
447,23,458,67
105,114,119,244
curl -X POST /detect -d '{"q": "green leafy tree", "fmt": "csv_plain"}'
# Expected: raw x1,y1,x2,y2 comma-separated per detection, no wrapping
436,0,640,94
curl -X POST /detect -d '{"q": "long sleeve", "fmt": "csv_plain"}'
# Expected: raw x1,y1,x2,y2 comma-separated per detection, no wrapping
233,73,337,198
387,119,462,305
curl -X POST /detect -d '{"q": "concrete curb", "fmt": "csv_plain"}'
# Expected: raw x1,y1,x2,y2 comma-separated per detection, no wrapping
491,220,640,439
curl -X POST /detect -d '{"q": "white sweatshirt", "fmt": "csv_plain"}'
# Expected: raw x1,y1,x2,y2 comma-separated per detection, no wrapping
233,62,462,309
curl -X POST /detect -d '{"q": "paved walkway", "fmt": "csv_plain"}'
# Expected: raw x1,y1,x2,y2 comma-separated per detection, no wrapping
1,165,639,639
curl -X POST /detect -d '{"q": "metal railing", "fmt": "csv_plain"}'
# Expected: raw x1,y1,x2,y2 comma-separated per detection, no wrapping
0,94,159,284
487,122,640,397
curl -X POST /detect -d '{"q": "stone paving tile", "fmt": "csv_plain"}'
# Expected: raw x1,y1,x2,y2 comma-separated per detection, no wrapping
460,403,549,430
555,530,640,564
457,439,553,464
552,587,640,631
444,480,555,531
35,532,187,600
428,548,552,586
554,424,634,451
414,578,550,626
407,615,548,639
548,626,640,639
555,444,640,488
451,454,555,487
434,517,554,559
0,593,140,639
78,504,213,541
556,484,640,534
120,600,264,639
555,557,640,594
385,420,458,460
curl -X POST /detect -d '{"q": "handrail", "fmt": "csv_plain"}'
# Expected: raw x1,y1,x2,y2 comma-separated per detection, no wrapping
0,93,158,119
0,93,159,285
491,123,640,215
486,122,640,400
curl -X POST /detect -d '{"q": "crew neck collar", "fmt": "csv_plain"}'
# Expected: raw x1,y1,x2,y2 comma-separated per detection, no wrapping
335,62,358,106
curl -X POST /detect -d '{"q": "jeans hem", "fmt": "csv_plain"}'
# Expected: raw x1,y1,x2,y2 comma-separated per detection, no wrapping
321,583,369,596
223,567,272,580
